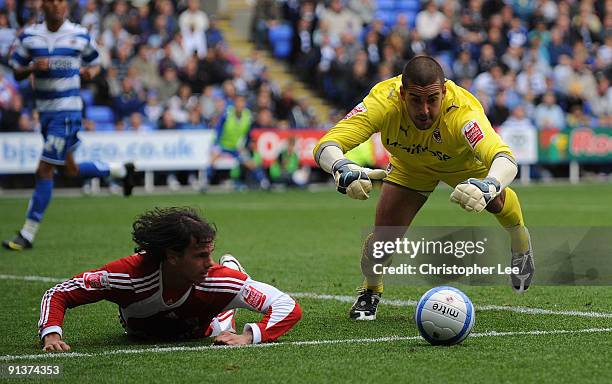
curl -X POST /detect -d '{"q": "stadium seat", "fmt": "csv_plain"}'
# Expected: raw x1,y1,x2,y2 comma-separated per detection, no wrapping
94,122,115,132
268,23,293,59
395,0,420,13
86,105,115,124
80,89,94,106
375,10,397,27
376,0,395,11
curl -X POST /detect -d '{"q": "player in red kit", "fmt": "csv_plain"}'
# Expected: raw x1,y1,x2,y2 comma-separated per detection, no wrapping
39,207,302,351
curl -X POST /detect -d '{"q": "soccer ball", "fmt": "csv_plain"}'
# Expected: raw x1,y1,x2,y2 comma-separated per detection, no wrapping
415,286,475,345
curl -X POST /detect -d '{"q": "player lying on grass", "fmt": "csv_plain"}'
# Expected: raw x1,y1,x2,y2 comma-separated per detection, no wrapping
313,55,534,320
38,207,302,351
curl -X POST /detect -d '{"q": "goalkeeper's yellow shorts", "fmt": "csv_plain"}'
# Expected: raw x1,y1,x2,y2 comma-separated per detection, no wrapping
385,160,490,193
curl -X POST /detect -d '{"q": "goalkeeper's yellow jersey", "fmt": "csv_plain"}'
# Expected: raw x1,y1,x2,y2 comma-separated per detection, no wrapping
314,76,513,189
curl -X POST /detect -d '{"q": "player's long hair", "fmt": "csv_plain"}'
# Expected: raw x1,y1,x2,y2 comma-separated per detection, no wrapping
132,207,216,262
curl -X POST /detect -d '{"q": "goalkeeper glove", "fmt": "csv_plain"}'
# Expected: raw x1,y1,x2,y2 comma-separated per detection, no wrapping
332,159,388,200
450,177,501,212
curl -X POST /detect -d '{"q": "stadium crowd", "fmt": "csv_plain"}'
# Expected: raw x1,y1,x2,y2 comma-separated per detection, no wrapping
0,0,610,188
271,0,611,128
0,0,325,136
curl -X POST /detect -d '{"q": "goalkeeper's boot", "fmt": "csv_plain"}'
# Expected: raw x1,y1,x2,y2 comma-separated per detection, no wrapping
2,232,32,251
220,254,247,275
122,162,136,197
511,233,534,293
349,288,381,320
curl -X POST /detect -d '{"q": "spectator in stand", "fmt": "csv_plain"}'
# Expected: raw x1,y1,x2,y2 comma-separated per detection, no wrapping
588,74,612,127
179,0,208,59
453,50,478,82
113,77,146,120
348,0,375,27
143,92,163,125
0,11,16,64
168,32,190,69
156,0,178,37
127,112,154,132
501,104,537,132
477,43,499,73
489,91,511,128
102,0,129,30
156,66,181,105
158,109,178,130
566,103,597,130
147,14,171,49
210,96,227,129
102,18,131,53
253,107,276,129
416,1,447,43
179,57,205,94
206,16,225,49
0,93,22,132
319,0,362,41
516,61,548,98
112,43,133,81
534,92,566,130
198,47,232,86
250,0,281,49
243,49,267,88
364,29,382,69
501,45,524,74
168,83,199,124
548,27,572,67
289,98,317,129
473,63,503,100
181,107,208,130
199,85,216,125
0,69,18,110
129,44,161,92
275,85,297,121
391,14,410,43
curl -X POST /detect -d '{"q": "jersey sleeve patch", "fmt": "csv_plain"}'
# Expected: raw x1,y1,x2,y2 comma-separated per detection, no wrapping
83,271,110,290
342,102,367,120
242,285,267,311
462,120,485,148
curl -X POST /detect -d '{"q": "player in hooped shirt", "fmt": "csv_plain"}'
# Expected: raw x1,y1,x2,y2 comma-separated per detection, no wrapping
3,0,134,252
39,207,302,351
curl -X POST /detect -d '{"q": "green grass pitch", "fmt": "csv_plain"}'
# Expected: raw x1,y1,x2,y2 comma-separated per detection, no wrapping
1,184,612,383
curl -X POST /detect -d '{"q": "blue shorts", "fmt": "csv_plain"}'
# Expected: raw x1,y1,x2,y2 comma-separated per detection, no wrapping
39,111,82,165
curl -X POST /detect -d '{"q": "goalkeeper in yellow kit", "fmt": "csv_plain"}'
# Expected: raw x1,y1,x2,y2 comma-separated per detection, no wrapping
313,56,534,320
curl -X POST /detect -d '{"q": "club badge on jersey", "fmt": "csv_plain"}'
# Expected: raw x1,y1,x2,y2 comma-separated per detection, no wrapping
462,120,485,148
83,271,110,290
242,285,267,311
343,103,367,120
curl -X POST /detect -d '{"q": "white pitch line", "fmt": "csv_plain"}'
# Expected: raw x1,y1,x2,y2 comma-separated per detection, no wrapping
0,274,65,283
289,292,612,319
2,327,612,362
3,274,612,319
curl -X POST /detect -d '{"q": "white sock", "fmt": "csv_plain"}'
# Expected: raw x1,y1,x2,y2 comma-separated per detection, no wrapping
109,163,127,178
20,219,39,243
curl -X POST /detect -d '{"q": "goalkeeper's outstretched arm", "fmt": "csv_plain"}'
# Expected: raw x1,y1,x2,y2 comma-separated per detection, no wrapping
315,142,387,200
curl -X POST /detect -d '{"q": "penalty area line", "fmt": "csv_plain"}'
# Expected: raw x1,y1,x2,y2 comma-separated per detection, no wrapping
2,327,612,361
3,274,612,319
